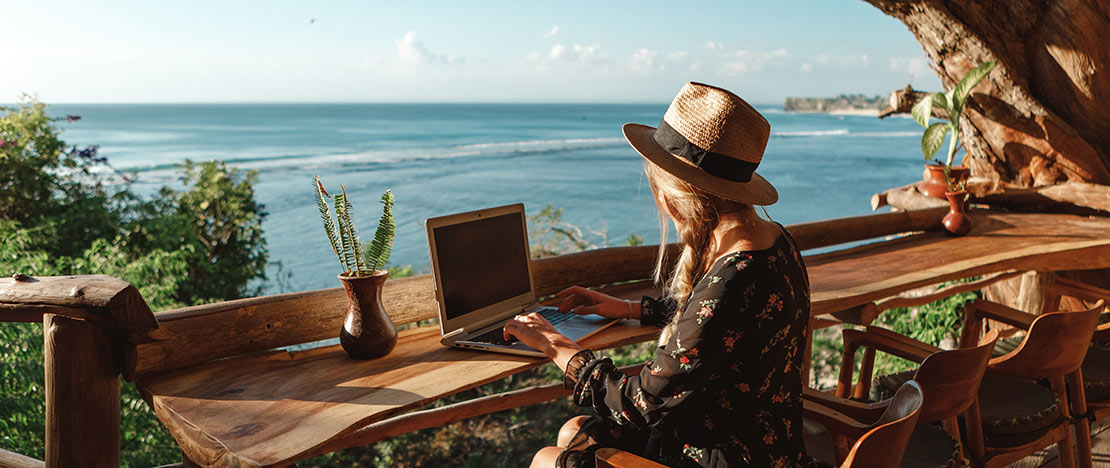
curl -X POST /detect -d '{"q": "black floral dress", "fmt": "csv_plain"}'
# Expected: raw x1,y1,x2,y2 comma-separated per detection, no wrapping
561,226,813,468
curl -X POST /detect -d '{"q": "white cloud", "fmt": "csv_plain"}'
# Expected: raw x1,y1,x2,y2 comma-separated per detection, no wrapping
629,48,662,74
720,48,790,74
395,31,463,65
549,43,568,60
816,54,830,64
666,51,689,63
702,41,725,51
799,63,813,73
544,43,605,63
543,26,560,38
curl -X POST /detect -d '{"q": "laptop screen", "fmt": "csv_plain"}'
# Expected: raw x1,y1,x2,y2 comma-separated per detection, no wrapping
432,212,532,321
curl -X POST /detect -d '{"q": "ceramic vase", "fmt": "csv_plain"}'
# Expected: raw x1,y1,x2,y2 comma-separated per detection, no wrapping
942,191,973,237
338,271,397,359
919,165,970,199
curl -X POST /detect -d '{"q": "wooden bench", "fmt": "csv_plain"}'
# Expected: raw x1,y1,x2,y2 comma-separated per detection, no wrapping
6,209,1110,467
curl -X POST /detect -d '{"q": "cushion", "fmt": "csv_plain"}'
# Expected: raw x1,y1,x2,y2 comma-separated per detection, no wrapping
873,371,1060,448
899,423,963,468
1082,345,1110,403
970,373,1061,447
872,369,916,401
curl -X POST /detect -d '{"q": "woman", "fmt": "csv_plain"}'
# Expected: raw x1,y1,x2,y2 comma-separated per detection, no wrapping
504,82,811,468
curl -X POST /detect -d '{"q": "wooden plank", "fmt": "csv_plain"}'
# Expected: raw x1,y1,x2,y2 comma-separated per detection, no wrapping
0,448,45,468
135,321,658,467
874,271,1023,311
0,275,161,341
806,212,1110,316
787,206,947,251
43,314,121,468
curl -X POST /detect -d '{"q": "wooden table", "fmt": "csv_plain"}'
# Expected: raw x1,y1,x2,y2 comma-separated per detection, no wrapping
134,211,1110,467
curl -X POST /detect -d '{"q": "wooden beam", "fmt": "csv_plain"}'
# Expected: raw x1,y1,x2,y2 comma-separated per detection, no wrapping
874,271,1024,312
43,314,121,468
786,207,947,251
0,448,45,468
0,275,163,343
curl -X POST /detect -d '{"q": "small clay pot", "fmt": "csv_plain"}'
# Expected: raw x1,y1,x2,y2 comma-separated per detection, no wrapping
942,191,973,237
338,271,397,359
919,165,970,199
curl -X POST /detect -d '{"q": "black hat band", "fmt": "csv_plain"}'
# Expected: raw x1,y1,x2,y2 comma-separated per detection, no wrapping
653,120,758,183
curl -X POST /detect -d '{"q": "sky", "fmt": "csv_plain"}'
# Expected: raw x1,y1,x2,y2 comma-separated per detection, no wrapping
1,0,942,104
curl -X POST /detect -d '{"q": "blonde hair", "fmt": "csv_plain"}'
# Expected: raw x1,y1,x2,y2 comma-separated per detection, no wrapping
645,161,746,344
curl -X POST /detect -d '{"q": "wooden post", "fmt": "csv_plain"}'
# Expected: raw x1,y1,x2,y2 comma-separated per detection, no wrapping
43,314,121,467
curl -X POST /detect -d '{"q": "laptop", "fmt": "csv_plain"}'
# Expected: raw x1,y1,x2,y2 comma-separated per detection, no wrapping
426,203,617,357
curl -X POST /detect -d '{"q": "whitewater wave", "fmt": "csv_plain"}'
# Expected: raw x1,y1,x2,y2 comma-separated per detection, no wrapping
771,129,920,138
124,137,628,173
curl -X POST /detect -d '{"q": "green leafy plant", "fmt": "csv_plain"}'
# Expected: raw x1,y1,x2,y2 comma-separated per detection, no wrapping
912,61,997,191
314,176,394,276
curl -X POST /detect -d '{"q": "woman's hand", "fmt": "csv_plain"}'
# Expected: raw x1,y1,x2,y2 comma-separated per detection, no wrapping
503,313,582,371
555,286,639,320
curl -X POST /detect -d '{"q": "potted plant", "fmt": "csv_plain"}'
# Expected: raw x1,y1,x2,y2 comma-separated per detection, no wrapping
912,61,996,235
314,176,398,358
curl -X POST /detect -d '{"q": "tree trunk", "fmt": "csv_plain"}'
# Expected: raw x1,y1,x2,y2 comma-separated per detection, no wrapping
864,0,1110,188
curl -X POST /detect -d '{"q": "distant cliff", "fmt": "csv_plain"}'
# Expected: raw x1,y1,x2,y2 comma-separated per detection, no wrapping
783,94,887,113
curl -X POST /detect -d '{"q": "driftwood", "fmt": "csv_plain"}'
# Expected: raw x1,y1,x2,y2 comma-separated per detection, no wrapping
877,85,952,119
872,181,1110,215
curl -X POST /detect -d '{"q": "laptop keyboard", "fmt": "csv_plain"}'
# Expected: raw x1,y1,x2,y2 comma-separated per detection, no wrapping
469,308,573,345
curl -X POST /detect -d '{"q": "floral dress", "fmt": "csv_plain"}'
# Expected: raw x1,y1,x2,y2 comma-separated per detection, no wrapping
560,226,814,468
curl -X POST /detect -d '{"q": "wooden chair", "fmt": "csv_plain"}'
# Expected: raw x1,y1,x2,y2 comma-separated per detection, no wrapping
955,298,1103,468
595,381,925,468
804,326,999,467
1041,278,1110,427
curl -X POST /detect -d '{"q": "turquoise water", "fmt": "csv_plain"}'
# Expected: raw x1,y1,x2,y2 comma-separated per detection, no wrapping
49,104,926,293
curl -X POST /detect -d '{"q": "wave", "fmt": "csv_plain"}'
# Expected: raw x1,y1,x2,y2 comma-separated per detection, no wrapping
123,137,628,174
773,129,850,137
771,129,920,138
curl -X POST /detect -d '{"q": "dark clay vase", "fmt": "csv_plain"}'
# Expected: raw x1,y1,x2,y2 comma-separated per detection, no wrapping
919,165,970,199
942,191,973,237
338,271,397,359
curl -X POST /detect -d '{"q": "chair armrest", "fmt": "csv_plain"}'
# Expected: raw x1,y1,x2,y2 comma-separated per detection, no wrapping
860,326,941,361
803,400,871,440
595,448,668,468
964,299,1035,330
1050,278,1110,303
804,387,887,422
836,328,934,399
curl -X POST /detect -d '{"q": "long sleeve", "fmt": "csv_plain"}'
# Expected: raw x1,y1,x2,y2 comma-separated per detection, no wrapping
574,265,757,428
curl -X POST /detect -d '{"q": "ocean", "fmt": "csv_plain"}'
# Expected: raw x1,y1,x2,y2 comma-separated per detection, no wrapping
49,103,926,294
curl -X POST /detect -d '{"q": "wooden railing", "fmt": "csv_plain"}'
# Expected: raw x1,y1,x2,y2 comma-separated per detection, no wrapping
0,207,950,467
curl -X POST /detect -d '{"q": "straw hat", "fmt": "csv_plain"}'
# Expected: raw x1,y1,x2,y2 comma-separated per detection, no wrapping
624,82,777,205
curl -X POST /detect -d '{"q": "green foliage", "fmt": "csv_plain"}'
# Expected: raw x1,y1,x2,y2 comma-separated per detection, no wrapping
364,190,395,272
912,61,997,189
528,203,641,258
0,98,269,465
315,177,394,277
808,281,981,390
